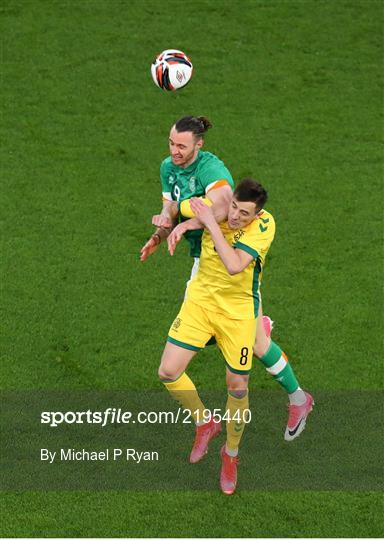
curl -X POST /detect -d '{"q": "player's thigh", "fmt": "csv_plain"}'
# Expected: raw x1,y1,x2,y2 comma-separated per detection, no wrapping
163,299,212,379
214,315,256,376
254,295,270,357
158,341,197,380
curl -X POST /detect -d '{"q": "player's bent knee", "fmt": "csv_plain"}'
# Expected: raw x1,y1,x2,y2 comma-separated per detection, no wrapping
158,365,181,382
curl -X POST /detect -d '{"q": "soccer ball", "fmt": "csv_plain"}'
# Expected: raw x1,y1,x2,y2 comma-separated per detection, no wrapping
151,49,193,91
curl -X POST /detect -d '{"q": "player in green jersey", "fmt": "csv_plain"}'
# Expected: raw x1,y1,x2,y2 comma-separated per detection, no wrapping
140,116,233,261
140,116,313,441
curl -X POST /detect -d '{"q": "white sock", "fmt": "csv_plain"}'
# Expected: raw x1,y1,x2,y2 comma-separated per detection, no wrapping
288,387,306,406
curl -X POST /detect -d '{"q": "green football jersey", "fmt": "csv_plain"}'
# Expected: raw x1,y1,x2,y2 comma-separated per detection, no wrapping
160,151,234,257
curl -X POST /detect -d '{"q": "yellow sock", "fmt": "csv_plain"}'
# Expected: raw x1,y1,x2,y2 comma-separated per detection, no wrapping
163,372,206,424
226,391,249,452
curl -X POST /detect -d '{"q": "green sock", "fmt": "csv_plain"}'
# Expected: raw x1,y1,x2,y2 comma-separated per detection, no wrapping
259,341,299,394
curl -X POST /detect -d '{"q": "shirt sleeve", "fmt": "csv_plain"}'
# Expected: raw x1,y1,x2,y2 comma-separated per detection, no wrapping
234,214,276,260
160,160,172,201
179,196,213,218
199,162,235,194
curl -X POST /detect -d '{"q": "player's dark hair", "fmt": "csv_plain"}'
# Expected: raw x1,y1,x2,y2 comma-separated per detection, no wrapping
174,116,212,139
234,178,268,212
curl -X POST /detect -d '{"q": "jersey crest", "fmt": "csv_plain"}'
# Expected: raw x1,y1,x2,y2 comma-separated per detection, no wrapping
188,176,196,192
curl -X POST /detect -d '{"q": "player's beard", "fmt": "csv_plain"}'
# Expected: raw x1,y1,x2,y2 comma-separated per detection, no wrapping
172,147,198,168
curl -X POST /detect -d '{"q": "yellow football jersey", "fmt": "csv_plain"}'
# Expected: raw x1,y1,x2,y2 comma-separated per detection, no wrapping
187,210,275,319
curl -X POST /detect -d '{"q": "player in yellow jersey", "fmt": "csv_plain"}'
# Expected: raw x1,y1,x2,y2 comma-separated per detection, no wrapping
159,178,276,495
141,117,313,443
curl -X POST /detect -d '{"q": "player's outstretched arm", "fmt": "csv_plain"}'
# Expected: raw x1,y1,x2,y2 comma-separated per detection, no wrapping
152,200,178,229
167,219,201,256
180,188,231,224
140,225,175,261
190,198,253,275
141,201,178,262
140,234,161,262
168,194,231,256
205,184,232,222
167,197,210,256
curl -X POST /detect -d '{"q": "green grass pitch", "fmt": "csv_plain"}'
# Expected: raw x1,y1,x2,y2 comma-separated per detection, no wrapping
1,0,383,537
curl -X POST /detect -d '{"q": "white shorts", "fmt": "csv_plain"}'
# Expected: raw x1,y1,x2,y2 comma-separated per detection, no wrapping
184,257,200,299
